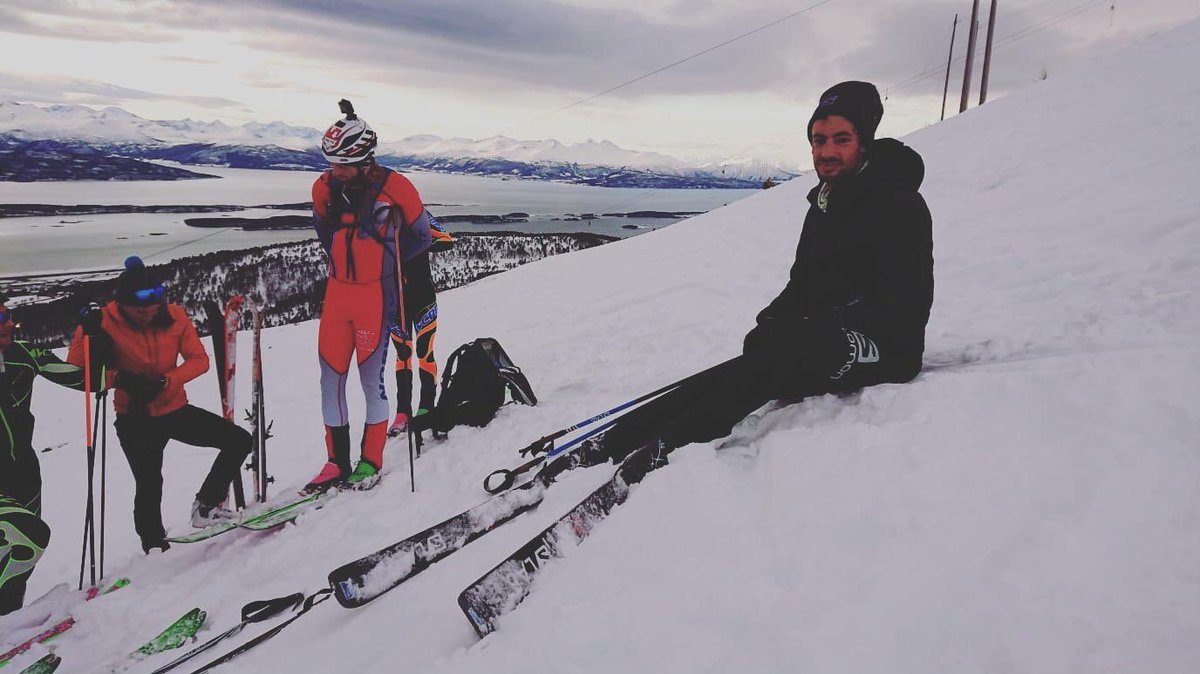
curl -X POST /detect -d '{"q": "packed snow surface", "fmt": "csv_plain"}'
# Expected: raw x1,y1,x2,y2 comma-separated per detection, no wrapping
6,19,1199,674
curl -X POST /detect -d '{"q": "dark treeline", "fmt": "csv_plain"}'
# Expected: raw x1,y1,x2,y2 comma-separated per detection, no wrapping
8,232,615,348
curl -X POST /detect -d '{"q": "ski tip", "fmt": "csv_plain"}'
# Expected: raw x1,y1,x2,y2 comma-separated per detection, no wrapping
15,652,62,674
457,591,496,639
329,578,367,608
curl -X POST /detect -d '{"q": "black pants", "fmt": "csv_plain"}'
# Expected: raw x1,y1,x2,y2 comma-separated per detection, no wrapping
392,251,438,414
114,405,252,544
601,319,918,460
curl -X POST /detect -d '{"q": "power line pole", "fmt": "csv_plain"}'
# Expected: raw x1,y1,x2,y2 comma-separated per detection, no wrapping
941,13,959,120
979,0,999,104
959,0,980,113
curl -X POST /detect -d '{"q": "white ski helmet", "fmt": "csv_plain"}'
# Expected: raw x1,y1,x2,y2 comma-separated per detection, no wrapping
321,99,378,164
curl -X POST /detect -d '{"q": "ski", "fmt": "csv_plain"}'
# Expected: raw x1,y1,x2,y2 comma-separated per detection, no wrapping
134,607,207,656
165,492,331,544
170,429,410,545
206,297,246,510
0,577,131,666
458,444,665,637
327,444,608,608
99,607,208,674
247,304,272,503
237,491,335,531
15,653,59,674
143,593,303,674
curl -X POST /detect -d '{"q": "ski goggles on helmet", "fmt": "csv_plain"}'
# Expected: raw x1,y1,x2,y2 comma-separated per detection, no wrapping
131,284,165,303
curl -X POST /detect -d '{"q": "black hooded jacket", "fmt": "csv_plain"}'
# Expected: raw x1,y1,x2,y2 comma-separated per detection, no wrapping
756,138,934,379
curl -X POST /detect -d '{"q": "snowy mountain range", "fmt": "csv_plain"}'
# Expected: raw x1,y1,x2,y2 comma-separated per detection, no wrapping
0,102,800,186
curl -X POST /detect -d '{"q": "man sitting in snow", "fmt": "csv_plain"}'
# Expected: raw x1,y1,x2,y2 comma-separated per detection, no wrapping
598,81,934,469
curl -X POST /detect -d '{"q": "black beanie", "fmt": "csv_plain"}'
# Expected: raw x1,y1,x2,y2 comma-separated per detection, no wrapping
114,256,161,306
807,81,884,148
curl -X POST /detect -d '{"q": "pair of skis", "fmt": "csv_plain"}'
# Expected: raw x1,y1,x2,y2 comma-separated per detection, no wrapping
326,440,665,636
0,577,130,667
206,297,272,507
175,369,703,669
330,364,724,631
7,603,207,674
166,451,657,670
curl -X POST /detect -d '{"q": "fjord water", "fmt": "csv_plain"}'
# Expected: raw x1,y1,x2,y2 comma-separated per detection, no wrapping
0,166,756,274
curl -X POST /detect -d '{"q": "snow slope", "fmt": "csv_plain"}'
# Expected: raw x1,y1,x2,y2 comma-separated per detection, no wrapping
7,18,1200,674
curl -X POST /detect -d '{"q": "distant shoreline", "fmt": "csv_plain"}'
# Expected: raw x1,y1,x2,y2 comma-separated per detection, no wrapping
0,203,310,218
0,203,705,226
5,231,617,348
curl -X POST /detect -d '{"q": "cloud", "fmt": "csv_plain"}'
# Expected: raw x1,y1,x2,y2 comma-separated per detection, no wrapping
151,0,835,99
0,73,249,110
160,55,220,65
1,3,176,43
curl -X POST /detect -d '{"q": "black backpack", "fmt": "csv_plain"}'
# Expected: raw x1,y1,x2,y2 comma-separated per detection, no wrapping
422,338,536,434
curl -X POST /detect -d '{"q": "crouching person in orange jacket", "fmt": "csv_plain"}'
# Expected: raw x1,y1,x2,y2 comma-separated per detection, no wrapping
68,257,252,554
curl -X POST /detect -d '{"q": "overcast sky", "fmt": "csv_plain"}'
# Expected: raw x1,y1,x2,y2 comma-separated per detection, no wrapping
2,0,1197,164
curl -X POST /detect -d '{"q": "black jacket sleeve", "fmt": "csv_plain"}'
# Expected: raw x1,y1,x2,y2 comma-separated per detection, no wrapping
833,191,934,339
755,219,814,324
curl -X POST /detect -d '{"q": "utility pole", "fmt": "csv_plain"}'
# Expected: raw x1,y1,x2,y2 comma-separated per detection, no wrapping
959,0,980,113
979,0,999,104
941,13,959,120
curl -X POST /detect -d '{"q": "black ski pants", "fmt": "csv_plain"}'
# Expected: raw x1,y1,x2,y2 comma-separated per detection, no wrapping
114,405,251,545
602,318,919,460
392,251,439,414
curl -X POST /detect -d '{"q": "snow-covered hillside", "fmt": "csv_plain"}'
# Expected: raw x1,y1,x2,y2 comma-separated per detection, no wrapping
6,18,1199,674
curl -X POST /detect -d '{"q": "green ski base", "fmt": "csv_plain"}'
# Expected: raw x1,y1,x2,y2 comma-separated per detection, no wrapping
167,492,331,544
136,608,207,655
16,654,60,674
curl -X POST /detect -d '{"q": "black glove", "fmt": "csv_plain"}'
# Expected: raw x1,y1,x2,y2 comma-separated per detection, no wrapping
79,302,105,336
88,330,116,368
115,372,167,400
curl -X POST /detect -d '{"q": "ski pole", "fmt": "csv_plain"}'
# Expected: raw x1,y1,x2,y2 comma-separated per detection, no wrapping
392,212,416,493
483,414,622,494
98,389,108,582
408,426,416,493
146,592,303,674
78,336,96,590
482,358,735,494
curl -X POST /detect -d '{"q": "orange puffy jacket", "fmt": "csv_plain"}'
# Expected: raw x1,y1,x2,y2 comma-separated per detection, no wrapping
67,302,209,417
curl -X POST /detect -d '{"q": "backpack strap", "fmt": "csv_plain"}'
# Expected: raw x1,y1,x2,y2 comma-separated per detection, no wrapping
438,342,471,400
498,366,537,406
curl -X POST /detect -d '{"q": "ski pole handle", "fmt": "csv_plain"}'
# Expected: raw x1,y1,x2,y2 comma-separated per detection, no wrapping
518,358,736,459
242,592,304,623
483,468,517,494
484,455,546,494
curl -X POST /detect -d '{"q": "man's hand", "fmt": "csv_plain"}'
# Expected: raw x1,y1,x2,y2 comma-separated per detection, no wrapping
115,371,168,400
79,302,105,336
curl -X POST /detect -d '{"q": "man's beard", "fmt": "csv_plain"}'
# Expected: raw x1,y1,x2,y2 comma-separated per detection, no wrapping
816,154,863,181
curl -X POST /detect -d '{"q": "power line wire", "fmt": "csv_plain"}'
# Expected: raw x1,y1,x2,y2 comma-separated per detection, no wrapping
514,0,840,131
886,0,1111,94
696,0,1116,181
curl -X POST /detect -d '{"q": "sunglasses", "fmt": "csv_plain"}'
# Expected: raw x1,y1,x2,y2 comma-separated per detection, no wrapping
132,285,165,302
